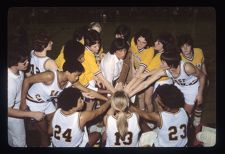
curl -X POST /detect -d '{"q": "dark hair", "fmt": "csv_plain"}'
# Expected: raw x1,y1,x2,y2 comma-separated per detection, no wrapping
160,51,181,68
84,30,101,47
115,24,131,41
8,46,28,67
72,25,88,41
33,32,51,52
155,84,185,109
177,33,194,50
109,38,129,54
58,87,82,111
63,60,84,73
134,28,152,47
64,40,85,62
155,32,176,51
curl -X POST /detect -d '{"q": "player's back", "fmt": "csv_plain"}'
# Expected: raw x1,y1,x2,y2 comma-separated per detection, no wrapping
105,112,140,147
154,108,188,147
51,109,84,147
30,50,50,74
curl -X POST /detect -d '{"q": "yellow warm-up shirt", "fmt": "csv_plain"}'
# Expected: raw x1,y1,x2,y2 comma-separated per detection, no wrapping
55,38,104,71
147,52,169,81
180,48,204,69
130,37,154,70
79,48,101,86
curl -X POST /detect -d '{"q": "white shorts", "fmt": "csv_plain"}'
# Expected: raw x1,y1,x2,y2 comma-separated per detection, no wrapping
139,131,157,147
79,126,89,147
8,117,26,147
175,82,199,105
26,99,56,115
154,79,173,92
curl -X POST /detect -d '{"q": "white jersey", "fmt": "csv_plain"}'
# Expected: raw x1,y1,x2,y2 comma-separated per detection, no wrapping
100,52,124,85
165,61,199,105
154,108,188,147
165,61,199,87
8,68,26,147
105,113,140,147
26,71,71,104
8,69,24,109
52,109,84,147
30,50,50,74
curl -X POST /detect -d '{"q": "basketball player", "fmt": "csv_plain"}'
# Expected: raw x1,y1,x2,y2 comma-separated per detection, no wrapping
178,33,208,126
104,90,141,147
28,31,58,76
51,87,110,147
130,84,189,147
8,48,45,147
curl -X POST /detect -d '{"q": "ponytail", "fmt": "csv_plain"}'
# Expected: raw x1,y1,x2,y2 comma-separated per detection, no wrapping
117,111,128,140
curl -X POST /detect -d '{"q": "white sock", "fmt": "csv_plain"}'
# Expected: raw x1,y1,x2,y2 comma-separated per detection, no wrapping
193,109,202,127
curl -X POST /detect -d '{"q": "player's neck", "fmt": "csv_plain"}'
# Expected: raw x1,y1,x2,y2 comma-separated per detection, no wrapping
61,109,77,115
167,108,179,113
34,50,47,57
58,71,69,89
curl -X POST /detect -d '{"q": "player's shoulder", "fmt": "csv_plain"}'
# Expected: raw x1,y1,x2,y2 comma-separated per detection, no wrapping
194,48,203,54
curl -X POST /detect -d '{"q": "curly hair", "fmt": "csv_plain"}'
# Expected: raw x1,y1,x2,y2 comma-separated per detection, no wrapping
58,87,82,111
154,84,185,109
134,28,153,48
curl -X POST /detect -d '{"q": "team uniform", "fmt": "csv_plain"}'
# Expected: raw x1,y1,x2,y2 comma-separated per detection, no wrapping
100,52,124,85
8,68,26,147
79,47,101,91
180,48,205,69
105,113,141,147
51,109,85,147
55,39,104,71
29,50,51,74
165,61,199,105
153,108,188,147
26,71,71,114
130,37,154,70
147,52,173,91
54,46,65,71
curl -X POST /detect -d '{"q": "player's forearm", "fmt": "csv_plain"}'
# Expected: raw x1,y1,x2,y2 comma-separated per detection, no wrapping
93,90,108,101
98,75,116,93
20,79,30,110
8,108,32,118
92,101,111,118
128,72,160,97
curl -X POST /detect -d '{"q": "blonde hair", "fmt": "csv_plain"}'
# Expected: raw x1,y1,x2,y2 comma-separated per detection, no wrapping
88,22,102,33
110,90,130,140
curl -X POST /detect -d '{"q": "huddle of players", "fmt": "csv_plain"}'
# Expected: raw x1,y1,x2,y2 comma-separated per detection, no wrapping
8,22,207,147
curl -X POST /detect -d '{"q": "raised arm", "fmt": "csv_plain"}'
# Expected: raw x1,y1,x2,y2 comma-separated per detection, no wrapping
20,71,54,111
124,68,164,94
79,101,111,129
73,81,108,101
96,73,116,93
126,68,167,97
129,105,160,123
